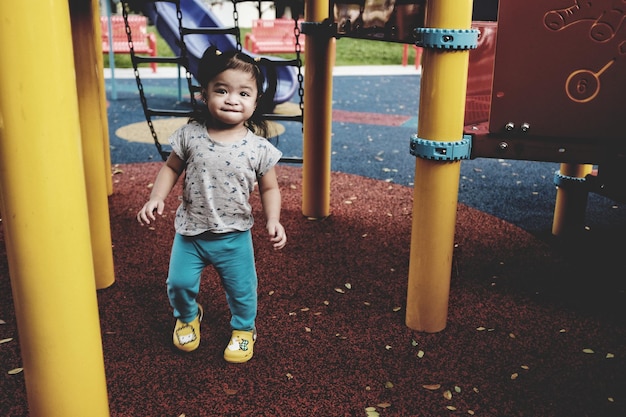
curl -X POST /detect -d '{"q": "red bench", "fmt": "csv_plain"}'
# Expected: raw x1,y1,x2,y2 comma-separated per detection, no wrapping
244,19,305,54
101,15,157,73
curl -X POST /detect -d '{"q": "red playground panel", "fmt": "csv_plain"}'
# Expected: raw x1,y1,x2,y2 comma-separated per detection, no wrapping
489,0,625,143
465,0,625,169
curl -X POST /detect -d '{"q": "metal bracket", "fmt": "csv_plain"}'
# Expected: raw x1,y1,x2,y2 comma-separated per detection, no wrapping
410,134,472,161
553,170,589,191
415,28,479,50
300,20,337,38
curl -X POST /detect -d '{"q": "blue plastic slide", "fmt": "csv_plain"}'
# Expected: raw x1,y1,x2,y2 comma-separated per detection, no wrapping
143,0,298,104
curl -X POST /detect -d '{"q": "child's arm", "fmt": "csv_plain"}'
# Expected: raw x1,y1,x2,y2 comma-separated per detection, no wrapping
258,167,287,250
137,152,185,226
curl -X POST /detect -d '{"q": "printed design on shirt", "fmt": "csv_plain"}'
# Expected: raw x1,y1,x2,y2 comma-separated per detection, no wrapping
169,122,282,234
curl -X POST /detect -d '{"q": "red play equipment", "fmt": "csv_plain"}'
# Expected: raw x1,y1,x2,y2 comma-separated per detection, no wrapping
100,14,158,72
464,0,626,206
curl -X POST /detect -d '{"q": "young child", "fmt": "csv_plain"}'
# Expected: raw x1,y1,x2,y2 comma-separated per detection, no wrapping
137,46,287,363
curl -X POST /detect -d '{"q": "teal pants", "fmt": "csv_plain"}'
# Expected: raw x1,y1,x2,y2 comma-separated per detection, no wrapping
166,230,257,330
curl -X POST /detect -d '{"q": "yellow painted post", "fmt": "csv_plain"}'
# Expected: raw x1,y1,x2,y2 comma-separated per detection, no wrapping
0,1,111,416
302,0,335,218
552,163,593,237
71,0,116,290
406,0,474,332
92,0,114,196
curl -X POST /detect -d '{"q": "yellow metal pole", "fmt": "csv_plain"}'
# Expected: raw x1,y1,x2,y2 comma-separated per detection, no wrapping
302,0,335,218
406,0,474,332
552,163,593,237
71,0,116,289
92,0,114,196
0,1,110,416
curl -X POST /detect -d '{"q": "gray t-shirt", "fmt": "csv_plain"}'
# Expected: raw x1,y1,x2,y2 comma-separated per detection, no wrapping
169,121,282,235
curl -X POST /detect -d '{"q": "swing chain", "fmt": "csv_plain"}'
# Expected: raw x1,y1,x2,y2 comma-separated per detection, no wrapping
293,17,305,119
232,0,242,51
122,2,167,161
174,0,199,110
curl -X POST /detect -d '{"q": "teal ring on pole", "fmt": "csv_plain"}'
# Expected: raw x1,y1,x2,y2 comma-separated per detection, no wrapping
554,170,589,190
410,134,472,161
415,28,479,50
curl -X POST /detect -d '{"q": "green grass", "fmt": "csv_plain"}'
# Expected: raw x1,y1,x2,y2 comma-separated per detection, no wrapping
336,37,412,66
104,26,420,68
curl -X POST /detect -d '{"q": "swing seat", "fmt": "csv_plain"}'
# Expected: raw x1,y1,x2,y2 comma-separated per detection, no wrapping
101,15,158,73
244,19,305,54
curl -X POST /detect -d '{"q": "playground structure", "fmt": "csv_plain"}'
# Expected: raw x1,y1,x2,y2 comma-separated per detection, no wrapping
140,0,300,104
465,0,626,234
0,0,624,415
104,0,304,160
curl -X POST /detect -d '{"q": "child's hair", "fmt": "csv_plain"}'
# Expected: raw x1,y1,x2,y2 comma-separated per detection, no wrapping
192,46,269,138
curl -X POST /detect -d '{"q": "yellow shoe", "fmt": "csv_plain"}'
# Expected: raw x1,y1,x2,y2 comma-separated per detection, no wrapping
173,304,203,352
223,330,256,363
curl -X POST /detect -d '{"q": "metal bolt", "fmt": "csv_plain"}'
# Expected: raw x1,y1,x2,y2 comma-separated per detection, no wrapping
505,122,515,131
499,142,508,150
521,122,530,132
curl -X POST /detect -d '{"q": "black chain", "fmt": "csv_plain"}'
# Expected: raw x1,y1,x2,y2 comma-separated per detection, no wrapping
232,0,242,51
293,17,304,123
174,0,199,110
122,3,167,161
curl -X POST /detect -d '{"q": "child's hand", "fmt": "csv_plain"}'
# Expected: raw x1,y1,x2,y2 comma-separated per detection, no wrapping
137,199,165,226
267,220,287,250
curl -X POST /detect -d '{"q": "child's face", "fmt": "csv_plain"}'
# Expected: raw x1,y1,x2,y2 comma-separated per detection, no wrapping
205,69,258,128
